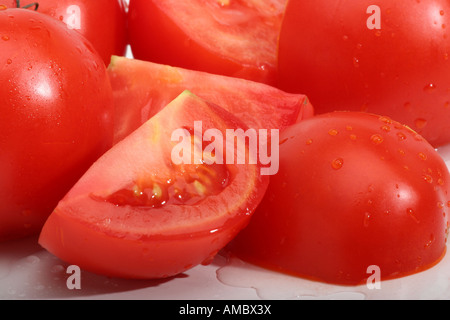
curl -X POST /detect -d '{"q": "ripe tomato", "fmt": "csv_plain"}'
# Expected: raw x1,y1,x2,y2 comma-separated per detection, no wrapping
127,0,286,85
107,56,314,144
278,0,450,147
228,112,450,285
0,8,114,241
0,0,127,65
39,91,269,279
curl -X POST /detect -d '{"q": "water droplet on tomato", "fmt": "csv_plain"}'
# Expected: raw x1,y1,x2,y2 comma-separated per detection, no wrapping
1,35,9,41
331,158,344,170
418,152,428,160
305,139,313,145
407,208,420,223
380,125,391,132
397,132,407,141
415,118,427,129
423,174,433,184
370,134,384,145
424,234,435,248
424,83,437,93
440,10,445,16
363,212,371,228
353,57,360,68
328,129,339,136
6,59,12,65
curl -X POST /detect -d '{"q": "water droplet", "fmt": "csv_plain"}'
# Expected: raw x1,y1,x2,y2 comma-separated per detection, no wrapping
371,134,384,145
380,125,391,132
363,212,371,227
415,118,427,129
349,134,357,141
6,58,12,65
328,129,339,136
440,10,445,16
397,132,407,141
306,139,313,145
424,234,435,248
424,83,437,93
418,152,427,160
407,208,420,223
423,174,433,184
1,35,9,41
353,57,360,67
331,158,344,170
342,35,349,41
379,116,393,124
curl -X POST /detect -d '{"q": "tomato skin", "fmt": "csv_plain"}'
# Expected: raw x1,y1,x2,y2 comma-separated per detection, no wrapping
39,92,269,279
127,0,285,85
0,9,114,241
278,0,450,147
229,112,450,285
1,0,127,65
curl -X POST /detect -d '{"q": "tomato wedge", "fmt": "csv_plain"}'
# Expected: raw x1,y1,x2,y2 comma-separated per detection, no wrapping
38,91,269,279
127,0,287,85
107,56,313,144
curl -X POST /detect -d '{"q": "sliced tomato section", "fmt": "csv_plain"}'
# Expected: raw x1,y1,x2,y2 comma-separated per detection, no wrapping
127,0,287,85
38,91,269,279
107,56,314,144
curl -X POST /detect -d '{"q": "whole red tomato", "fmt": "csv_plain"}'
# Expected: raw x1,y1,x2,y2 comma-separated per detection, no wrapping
0,8,114,241
0,0,127,65
278,0,450,147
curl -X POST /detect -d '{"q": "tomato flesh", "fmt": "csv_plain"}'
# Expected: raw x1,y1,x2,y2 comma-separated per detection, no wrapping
38,91,269,279
127,0,286,85
107,56,313,144
228,112,450,285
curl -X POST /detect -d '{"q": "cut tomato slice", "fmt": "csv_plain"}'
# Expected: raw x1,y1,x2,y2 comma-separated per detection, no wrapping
107,56,314,144
127,0,286,85
38,91,269,279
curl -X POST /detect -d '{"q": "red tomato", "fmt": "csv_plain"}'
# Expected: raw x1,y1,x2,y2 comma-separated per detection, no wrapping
127,0,286,85
39,91,269,279
0,8,114,241
107,56,314,144
278,1,450,147
0,0,127,65
228,112,450,285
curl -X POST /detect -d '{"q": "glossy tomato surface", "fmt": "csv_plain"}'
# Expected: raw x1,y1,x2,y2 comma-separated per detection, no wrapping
278,0,450,147
39,91,269,279
127,0,286,85
229,112,450,285
0,9,114,241
107,56,314,144
1,0,128,65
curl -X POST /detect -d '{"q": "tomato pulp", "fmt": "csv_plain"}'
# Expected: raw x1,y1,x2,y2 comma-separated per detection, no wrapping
0,9,114,241
39,91,269,279
278,0,450,147
229,112,450,285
